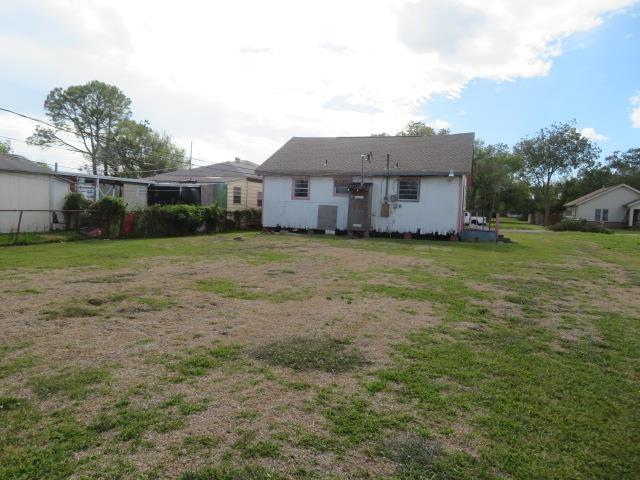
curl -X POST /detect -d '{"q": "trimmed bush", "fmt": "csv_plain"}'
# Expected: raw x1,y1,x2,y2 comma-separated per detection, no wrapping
549,218,613,234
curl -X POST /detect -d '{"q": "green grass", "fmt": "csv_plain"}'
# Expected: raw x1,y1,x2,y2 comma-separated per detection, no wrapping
493,217,544,230
196,278,309,303
28,367,110,399
164,344,242,379
252,336,368,373
0,230,84,247
2,231,640,479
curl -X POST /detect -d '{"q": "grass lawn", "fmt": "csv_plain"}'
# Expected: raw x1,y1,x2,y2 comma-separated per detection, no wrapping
1,231,639,479
492,217,545,231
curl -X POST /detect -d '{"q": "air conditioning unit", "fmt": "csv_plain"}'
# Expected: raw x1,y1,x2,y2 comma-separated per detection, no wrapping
389,194,398,202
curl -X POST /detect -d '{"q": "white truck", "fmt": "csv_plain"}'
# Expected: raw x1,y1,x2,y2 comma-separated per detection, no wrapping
464,211,487,226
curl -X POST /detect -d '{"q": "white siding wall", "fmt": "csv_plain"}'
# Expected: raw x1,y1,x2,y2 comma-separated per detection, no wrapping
575,187,640,223
263,175,463,234
0,172,70,233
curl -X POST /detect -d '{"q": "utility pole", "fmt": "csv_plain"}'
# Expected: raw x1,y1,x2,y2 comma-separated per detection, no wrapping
189,141,193,171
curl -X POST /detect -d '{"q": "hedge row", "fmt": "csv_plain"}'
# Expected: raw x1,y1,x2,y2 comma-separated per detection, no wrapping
549,218,613,234
63,193,261,238
132,204,261,237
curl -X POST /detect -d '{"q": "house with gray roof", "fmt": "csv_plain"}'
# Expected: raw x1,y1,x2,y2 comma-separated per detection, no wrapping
144,158,262,210
256,133,475,236
563,184,640,227
0,154,70,233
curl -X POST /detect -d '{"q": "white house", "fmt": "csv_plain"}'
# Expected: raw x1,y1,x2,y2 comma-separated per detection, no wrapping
0,154,70,233
563,184,640,227
255,134,474,237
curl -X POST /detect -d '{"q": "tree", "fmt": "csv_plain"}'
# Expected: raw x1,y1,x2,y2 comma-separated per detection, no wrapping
469,140,526,217
514,121,600,225
397,121,449,136
0,139,11,154
27,81,131,174
100,120,186,178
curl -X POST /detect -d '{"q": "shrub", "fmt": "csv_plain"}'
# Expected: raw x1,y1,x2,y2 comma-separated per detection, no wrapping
91,196,127,238
62,192,91,230
550,218,613,234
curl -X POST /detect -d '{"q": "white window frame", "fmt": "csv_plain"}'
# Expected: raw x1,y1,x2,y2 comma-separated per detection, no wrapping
398,178,420,202
292,177,310,200
233,186,242,204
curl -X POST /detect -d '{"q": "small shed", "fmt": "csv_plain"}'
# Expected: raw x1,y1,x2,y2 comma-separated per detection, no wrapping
0,154,71,233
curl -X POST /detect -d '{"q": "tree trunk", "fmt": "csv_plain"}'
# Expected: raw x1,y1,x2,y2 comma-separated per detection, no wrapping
544,202,550,226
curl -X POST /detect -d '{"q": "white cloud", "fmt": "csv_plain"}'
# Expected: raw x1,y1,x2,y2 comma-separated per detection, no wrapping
580,127,608,141
0,0,636,166
631,93,640,128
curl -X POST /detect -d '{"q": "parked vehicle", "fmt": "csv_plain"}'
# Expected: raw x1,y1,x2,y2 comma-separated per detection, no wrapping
464,211,487,226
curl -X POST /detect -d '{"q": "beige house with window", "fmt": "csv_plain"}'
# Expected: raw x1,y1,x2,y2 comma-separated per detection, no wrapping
145,158,262,211
563,184,640,227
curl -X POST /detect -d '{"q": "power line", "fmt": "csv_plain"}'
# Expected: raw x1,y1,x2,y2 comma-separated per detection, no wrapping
0,106,259,175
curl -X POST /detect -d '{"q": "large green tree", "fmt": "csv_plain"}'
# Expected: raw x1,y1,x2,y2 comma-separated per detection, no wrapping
100,120,186,178
397,121,450,136
469,140,526,217
27,80,131,174
514,121,600,225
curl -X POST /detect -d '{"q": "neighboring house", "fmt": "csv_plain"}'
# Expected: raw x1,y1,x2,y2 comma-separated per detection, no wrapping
0,154,70,233
256,134,474,236
145,158,263,210
58,172,151,209
563,184,640,227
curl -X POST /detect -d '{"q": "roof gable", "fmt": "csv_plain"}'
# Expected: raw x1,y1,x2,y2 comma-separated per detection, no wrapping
0,154,51,175
564,184,640,207
144,159,260,183
255,133,475,176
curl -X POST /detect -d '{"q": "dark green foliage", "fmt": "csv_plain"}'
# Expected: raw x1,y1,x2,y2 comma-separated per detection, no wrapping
549,218,613,233
91,196,127,237
62,192,91,211
252,336,367,373
133,204,259,237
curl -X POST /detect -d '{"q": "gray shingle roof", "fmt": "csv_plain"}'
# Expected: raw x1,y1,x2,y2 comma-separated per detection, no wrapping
255,133,475,176
144,159,260,183
564,184,640,207
0,154,51,174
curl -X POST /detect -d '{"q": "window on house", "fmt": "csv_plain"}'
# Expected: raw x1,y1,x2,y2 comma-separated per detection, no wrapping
293,178,309,199
233,187,242,204
257,191,263,207
595,208,601,221
334,178,350,195
398,179,419,201
602,208,608,222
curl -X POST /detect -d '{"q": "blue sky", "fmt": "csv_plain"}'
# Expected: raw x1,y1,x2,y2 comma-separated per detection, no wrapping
0,1,638,169
422,7,640,157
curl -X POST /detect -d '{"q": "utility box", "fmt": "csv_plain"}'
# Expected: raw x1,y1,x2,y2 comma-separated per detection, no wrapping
380,202,390,218
347,183,372,234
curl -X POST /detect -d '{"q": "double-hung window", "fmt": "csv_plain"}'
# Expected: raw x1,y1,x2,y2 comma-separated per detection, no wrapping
595,209,601,222
257,191,263,207
398,179,420,201
602,209,609,222
233,187,242,204
292,178,309,199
